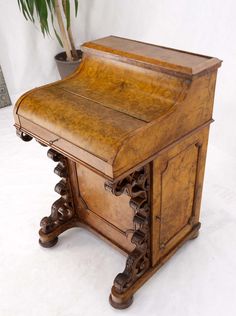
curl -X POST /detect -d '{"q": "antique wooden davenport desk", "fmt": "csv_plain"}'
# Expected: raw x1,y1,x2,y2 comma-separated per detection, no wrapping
14,36,221,309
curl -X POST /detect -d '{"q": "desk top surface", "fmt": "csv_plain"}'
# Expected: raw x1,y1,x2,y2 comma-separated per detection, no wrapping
82,36,221,77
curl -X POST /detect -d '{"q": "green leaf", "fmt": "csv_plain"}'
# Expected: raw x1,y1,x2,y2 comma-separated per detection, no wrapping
25,0,35,21
17,0,22,11
65,0,70,30
74,0,78,16
18,0,32,21
17,0,79,46
46,0,55,26
53,27,63,47
36,0,50,35
46,0,54,12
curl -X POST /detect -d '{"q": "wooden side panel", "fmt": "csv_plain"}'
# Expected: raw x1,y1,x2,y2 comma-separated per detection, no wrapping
160,144,198,245
76,163,135,253
152,127,209,265
112,71,217,178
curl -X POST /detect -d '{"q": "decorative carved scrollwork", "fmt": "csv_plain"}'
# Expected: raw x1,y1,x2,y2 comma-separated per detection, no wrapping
40,149,74,234
105,165,151,293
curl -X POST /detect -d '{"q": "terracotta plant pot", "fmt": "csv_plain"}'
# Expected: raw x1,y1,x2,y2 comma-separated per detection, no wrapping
55,50,83,79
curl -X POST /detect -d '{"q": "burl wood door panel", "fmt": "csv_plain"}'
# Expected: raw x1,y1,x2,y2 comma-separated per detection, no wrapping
76,163,135,253
160,144,198,244
152,127,209,265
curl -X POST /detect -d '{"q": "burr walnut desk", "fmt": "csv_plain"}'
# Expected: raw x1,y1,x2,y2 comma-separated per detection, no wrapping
14,36,222,309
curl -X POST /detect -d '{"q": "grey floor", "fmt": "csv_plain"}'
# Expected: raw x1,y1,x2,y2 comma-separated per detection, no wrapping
1,104,236,316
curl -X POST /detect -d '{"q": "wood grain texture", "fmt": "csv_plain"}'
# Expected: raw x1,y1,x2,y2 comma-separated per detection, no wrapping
13,36,221,309
76,163,135,253
14,36,221,179
82,36,221,77
151,127,209,265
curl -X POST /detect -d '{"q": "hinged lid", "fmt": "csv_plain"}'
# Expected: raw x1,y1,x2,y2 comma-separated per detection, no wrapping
82,36,222,78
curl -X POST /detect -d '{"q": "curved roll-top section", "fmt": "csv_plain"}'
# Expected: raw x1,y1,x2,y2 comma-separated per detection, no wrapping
14,36,221,179
57,54,189,123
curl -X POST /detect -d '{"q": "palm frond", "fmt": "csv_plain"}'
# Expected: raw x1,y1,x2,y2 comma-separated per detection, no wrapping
74,0,78,16
18,0,79,59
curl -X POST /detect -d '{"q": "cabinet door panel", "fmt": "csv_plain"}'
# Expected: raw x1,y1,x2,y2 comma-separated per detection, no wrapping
151,127,209,265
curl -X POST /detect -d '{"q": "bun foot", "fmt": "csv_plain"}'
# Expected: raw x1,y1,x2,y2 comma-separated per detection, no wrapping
39,237,58,248
109,294,133,309
190,231,199,240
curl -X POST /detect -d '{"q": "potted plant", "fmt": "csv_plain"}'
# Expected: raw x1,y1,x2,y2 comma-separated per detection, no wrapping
18,0,82,78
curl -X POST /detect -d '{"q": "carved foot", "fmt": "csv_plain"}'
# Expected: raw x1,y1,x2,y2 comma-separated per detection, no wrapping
190,230,200,240
39,149,79,247
16,129,33,142
109,293,133,309
39,237,58,248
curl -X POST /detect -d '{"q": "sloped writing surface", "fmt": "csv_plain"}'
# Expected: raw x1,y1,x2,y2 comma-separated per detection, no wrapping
58,55,187,122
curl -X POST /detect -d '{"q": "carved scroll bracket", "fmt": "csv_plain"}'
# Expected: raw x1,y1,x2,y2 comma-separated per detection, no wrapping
38,148,79,247
105,165,151,294
40,149,75,234
16,129,79,246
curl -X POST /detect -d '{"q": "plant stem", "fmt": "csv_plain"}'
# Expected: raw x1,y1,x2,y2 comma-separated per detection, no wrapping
54,0,73,61
62,0,79,60
67,27,79,60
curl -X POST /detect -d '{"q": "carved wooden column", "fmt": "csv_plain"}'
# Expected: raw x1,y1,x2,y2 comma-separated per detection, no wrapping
16,129,81,247
39,148,79,247
104,164,151,309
